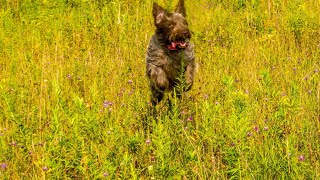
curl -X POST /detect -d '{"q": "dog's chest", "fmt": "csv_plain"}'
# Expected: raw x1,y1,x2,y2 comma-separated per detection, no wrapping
163,51,195,84
163,51,186,73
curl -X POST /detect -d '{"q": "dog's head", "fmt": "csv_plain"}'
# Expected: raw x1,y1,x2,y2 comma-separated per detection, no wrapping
153,0,191,50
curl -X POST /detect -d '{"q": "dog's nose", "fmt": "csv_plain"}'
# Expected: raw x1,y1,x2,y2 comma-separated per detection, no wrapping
182,31,189,37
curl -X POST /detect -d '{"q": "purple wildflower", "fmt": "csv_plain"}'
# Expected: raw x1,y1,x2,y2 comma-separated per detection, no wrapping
127,80,133,85
42,166,48,171
103,172,108,177
299,155,305,162
1,163,7,169
103,100,113,108
186,116,193,122
146,139,151,144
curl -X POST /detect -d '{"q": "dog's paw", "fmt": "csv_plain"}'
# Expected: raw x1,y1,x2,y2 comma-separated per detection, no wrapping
155,75,169,91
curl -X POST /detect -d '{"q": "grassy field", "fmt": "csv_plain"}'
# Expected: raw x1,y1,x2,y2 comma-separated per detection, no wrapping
0,0,319,179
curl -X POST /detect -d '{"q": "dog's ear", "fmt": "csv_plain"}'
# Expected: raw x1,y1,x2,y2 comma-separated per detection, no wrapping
175,0,186,17
153,3,166,24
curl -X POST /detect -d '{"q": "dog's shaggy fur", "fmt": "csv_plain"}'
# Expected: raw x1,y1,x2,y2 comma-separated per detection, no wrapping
146,0,196,105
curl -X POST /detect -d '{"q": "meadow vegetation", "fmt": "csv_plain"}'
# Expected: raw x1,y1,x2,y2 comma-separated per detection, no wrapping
0,0,319,179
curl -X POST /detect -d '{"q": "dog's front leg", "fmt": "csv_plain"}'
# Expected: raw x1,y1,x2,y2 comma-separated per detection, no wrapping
185,61,195,91
148,66,169,104
149,66,169,91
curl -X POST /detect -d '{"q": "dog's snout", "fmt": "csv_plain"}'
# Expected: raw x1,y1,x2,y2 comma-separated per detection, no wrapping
182,30,190,38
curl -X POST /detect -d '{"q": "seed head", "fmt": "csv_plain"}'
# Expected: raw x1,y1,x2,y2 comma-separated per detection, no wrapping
180,110,187,115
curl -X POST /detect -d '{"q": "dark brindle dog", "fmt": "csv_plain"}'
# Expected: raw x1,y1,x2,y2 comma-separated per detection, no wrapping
146,0,196,105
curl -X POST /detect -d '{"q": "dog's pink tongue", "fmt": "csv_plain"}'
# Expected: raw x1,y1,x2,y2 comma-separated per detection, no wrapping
168,42,178,50
168,41,188,50
171,42,177,48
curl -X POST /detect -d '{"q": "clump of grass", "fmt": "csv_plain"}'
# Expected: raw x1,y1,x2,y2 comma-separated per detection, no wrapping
0,0,319,179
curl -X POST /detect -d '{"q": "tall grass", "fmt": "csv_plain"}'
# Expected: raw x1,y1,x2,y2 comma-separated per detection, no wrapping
0,0,319,179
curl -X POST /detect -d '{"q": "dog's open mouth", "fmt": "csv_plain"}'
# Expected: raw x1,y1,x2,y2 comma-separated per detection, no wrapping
168,40,188,50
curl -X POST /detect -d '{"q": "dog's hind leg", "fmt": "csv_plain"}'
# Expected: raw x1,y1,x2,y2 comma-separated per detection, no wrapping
151,85,164,106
